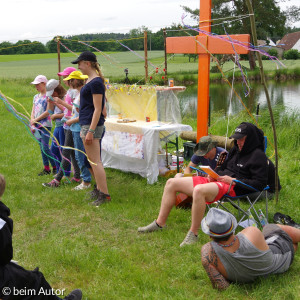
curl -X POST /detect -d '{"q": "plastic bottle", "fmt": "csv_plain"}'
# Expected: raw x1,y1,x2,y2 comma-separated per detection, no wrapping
248,212,257,227
258,209,268,227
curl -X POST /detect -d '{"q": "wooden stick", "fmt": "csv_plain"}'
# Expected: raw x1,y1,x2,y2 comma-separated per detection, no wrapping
246,0,279,203
163,29,168,86
144,31,148,83
56,36,61,84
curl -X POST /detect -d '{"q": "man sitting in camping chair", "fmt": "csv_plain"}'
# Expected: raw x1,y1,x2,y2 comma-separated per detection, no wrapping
138,122,269,247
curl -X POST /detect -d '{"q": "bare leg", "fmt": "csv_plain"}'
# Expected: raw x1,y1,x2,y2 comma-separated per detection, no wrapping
156,177,194,227
276,224,300,251
83,138,108,194
189,183,219,235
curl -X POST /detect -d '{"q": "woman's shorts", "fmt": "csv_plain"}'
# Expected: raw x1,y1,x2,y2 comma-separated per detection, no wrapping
192,176,236,203
80,125,104,139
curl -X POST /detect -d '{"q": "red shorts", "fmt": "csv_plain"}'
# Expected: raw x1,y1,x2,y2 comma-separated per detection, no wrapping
192,176,236,204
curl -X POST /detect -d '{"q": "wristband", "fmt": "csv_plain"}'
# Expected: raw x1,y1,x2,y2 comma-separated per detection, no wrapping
88,128,96,134
48,109,54,115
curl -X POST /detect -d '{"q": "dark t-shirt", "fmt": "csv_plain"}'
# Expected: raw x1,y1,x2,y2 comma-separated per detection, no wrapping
79,77,105,126
191,147,226,170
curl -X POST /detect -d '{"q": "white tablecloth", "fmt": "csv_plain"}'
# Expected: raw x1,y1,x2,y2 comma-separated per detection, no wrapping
102,118,192,184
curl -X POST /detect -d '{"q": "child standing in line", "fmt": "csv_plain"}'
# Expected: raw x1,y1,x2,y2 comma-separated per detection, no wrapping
46,79,67,174
30,75,56,176
42,69,81,187
64,71,92,190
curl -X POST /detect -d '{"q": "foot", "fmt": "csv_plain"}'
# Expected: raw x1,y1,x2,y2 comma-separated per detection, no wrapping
90,192,111,207
85,185,99,201
73,182,91,191
180,231,198,247
38,169,51,176
63,289,82,300
42,178,60,188
71,177,81,183
138,220,164,233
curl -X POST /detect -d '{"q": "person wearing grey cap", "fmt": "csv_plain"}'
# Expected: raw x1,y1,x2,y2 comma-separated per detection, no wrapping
201,208,300,290
175,136,227,178
138,122,269,247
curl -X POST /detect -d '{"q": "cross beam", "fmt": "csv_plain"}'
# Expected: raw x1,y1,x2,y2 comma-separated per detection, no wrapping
166,0,250,140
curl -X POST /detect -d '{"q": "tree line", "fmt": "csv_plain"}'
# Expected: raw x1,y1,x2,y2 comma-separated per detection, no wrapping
0,24,196,55
0,0,299,58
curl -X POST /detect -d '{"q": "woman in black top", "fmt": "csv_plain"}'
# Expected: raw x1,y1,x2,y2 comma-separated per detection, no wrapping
72,51,110,206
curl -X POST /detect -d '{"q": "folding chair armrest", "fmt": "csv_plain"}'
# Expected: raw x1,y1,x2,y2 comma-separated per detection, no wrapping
189,166,207,176
233,179,259,192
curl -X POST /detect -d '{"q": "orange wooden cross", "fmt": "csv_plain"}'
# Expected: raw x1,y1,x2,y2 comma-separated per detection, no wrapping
166,0,250,141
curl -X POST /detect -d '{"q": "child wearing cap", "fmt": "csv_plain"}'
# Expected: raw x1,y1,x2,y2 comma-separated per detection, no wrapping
42,68,81,187
64,71,92,190
46,79,67,174
30,75,56,176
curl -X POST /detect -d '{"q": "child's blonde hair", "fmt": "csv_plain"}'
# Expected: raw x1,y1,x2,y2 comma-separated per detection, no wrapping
0,174,6,198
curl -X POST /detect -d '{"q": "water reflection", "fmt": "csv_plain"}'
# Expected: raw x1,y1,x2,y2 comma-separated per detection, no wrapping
179,80,300,118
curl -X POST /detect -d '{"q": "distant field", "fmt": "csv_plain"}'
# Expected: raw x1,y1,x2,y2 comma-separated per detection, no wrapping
1,51,300,82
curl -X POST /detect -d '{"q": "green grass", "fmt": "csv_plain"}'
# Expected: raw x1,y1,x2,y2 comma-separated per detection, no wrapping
0,78,299,299
1,52,300,84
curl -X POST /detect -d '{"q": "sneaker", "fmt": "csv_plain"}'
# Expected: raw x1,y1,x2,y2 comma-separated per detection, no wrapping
38,169,51,176
274,212,300,229
73,182,91,191
42,178,60,188
180,231,198,247
64,289,82,300
85,185,99,201
52,168,57,174
138,220,164,233
71,177,81,183
90,191,111,207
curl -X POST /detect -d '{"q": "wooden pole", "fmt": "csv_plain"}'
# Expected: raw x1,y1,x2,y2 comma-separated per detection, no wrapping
144,31,148,83
197,0,212,141
56,36,61,84
163,29,168,86
246,0,279,203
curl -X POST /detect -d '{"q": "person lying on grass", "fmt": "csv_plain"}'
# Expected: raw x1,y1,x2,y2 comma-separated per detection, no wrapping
0,174,82,300
138,122,269,247
200,208,299,290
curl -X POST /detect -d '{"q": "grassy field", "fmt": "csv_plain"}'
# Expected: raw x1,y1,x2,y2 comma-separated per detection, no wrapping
0,77,299,299
1,52,300,84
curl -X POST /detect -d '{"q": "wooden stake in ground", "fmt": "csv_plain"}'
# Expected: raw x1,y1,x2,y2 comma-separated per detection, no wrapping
163,29,168,86
144,31,148,83
246,0,279,203
165,0,250,141
56,36,61,84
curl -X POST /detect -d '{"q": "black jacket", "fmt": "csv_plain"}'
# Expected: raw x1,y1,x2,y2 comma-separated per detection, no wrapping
217,122,268,195
0,201,13,266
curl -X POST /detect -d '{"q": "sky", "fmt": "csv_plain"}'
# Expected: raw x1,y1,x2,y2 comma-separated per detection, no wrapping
1,0,299,44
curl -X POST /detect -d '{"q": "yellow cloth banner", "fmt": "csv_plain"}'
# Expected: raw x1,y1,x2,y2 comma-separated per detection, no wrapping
106,85,158,121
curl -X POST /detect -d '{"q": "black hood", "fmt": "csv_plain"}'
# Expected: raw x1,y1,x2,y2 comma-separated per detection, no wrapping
233,122,265,154
0,201,11,218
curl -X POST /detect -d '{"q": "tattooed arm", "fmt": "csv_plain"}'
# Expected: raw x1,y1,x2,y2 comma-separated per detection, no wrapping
201,243,230,290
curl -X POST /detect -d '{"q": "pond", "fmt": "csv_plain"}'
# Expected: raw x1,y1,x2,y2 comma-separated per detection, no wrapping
178,79,300,118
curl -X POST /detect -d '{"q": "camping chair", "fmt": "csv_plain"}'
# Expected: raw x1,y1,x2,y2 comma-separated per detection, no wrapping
210,136,270,229
214,180,270,229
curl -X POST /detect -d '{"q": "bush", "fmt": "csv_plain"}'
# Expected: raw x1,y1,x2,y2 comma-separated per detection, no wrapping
262,48,278,60
283,49,300,60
